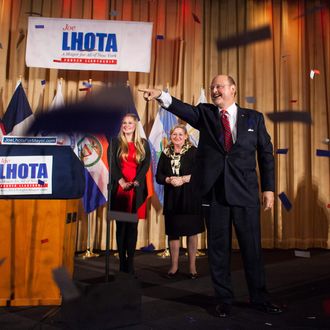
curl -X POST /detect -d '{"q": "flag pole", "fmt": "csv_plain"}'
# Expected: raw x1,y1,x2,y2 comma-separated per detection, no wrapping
78,211,99,259
156,235,170,258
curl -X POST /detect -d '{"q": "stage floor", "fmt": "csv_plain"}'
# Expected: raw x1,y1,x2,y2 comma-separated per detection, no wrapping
1,249,330,329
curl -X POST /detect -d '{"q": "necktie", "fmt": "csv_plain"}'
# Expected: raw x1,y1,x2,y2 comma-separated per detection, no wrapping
221,110,233,152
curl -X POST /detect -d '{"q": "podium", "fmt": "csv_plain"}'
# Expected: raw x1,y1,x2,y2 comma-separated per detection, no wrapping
0,145,85,306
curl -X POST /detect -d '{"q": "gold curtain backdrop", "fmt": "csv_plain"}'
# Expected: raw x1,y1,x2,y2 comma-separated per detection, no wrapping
0,0,329,251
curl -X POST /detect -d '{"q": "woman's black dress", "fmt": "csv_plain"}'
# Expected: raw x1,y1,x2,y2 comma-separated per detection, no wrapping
156,146,204,237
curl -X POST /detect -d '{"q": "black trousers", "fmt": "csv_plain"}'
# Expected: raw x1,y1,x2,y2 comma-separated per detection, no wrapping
116,221,138,274
204,201,269,304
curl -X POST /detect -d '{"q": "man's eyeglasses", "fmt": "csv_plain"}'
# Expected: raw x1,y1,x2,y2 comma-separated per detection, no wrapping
210,84,230,90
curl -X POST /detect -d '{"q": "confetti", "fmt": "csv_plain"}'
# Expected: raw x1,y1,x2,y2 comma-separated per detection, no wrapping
278,192,292,211
245,96,256,103
267,111,312,124
38,179,45,185
82,81,92,88
294,250,310,258
156,35,164,40
41,238,49,244
25,11,42,16
293,4,327,19
276,148,288,154
290,99,297,103
316,149,330,157
192,13,201,23
35,25,44,29
0,42,2,49
141,243,155,252
16,30,25,48
310,69,320,79
110,10,118,17
217,25,271,50
0,257,6,266
322,138,330,144
52,267,80,301
28,86,133,135
41,80,46,86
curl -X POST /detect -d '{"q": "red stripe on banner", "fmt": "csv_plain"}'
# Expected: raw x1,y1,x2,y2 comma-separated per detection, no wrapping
53,58,117,64
0,183,48,188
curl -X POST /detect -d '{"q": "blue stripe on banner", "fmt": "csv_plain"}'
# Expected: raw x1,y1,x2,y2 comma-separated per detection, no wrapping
278,192,292,211
83,170,107,213
316,149,330,157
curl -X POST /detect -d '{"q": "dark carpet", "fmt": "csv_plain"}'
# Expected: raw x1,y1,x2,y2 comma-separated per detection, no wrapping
1,249,330,329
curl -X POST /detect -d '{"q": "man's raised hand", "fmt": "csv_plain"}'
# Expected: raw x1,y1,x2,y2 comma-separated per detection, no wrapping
138,88,162,101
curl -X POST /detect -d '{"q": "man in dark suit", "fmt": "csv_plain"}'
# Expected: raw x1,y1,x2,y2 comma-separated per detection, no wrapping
139,75,282,317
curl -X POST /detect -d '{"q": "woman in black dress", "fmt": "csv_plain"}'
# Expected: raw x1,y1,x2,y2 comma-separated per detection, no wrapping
156,124,204,279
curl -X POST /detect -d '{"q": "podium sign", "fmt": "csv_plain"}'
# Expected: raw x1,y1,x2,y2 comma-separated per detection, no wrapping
0,145,85,199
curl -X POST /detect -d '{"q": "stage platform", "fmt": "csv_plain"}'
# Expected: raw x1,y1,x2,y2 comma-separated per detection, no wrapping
0,249,329,329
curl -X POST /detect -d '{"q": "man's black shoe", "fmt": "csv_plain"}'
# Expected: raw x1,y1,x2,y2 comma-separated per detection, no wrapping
252,301,283,314
215,303,231,318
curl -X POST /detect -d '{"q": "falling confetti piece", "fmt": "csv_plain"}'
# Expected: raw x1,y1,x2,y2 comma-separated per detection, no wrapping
217,25,271,50
82,81,92,88
192,13,201,23
316,149,330,157
267,111,312,124
278,192,292,211
41,238,49,244
310,69,320,79
245,96,256,103
276,148,288,154
294,250,311,258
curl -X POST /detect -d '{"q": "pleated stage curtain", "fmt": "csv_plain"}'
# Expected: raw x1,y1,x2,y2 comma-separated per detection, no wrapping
0,0,329,250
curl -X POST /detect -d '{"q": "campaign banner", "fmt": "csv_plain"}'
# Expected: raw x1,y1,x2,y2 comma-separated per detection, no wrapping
2,136,58,145
0,156,53,195
26,17,153,72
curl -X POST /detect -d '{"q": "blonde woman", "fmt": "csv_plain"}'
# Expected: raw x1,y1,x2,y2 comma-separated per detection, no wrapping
156,124,204,279
110,113,150,274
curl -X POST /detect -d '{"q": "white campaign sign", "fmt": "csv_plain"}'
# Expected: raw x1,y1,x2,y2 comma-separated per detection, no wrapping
0,156,53,195
26,17,153,72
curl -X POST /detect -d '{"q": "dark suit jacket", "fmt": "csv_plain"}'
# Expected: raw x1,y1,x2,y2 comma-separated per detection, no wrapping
109,138,151,211
167,97,274,207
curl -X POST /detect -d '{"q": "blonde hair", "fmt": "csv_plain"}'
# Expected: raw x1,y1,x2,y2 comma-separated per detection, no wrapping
117,113,146,163
169,124,192,147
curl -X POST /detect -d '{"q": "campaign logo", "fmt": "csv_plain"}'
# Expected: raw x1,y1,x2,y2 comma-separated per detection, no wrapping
78,135,102,167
